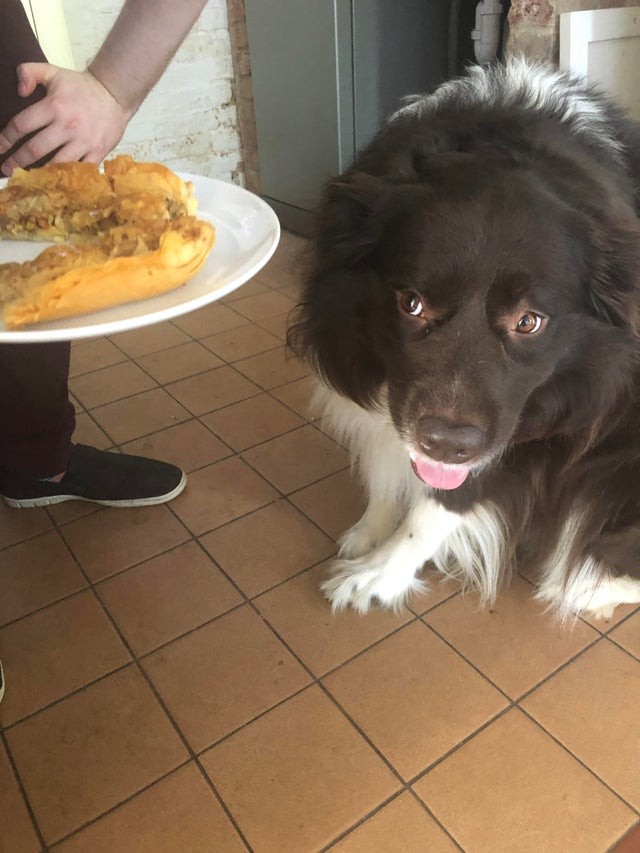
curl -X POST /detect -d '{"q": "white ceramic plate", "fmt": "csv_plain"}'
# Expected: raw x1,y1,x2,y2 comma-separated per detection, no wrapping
0,173,280,343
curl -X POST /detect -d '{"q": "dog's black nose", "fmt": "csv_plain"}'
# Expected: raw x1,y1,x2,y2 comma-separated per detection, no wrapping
417,416,484,463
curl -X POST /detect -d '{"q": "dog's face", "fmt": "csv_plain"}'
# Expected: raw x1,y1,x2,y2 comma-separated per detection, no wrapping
294,157,640,490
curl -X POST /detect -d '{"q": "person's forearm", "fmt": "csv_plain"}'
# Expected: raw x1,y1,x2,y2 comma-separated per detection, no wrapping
88,0,208,116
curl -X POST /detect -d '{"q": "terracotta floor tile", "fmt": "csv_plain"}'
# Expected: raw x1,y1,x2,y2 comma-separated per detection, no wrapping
0,740,40,853
6,666,188,845
0,502,52,550
220,277,269,302
425,576,598,698
256,563,413,676
233,346,309,390
263,229,308,276
201,392,303,451
332,792,457,853
414,709,635,853
47,498,101,526
0,531,86,626
609,611,640,659
61,505,190,582
69,338,127,377
255,265,303,294
290,468,367,539
271,374,317,418
243,424,348,493
172,303,246,338
614,822,640,852
256,311,288,339
324,621,507,780
134,341,223,384
108,322,190,358
69,362,157,410
98,541,243,656
91,388,190,443
522,640,640,808
201,685,400,852
201,322,281,362
254,259,303,293
170,456,278,535
199,499,335,596
231,289,296,323
0,590,130,726
121,419,230,473
581,602,640,632
53,763,245,853
405,568,462,615
5,308,634,850
70,412,112,451
142,605,311,751
167,365,260,416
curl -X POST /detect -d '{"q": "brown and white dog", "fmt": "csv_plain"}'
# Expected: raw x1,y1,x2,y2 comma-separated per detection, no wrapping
289,59,640,620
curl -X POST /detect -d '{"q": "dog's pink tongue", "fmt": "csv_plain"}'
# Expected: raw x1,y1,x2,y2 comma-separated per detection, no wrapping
411,457,469,490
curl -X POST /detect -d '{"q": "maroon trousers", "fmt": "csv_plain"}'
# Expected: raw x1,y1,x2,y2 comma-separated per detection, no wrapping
0,0,75,476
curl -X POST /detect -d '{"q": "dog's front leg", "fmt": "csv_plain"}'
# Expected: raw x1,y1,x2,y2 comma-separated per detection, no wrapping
338,496,402,559
323,496,461,613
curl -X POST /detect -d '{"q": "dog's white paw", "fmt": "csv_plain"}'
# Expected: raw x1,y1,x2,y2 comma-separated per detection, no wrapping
337,526,378,560
585,603,617,622
337,509,400,560
321,555,424,613
576,575,640,622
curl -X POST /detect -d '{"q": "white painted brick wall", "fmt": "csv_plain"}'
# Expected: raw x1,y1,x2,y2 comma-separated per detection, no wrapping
61,0,243,183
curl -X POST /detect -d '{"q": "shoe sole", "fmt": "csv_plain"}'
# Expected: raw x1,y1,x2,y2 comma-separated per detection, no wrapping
0,660,4,704
1,471,187,509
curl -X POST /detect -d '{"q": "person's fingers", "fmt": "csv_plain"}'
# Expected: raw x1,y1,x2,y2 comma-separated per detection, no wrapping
0,124,72,175
16,62,59,98
0,100,55,154
47,142,89,165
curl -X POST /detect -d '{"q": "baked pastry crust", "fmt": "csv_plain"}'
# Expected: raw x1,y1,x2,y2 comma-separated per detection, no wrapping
0,156,215,328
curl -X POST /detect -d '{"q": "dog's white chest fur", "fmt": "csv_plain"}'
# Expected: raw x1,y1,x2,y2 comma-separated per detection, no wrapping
315,382,640,619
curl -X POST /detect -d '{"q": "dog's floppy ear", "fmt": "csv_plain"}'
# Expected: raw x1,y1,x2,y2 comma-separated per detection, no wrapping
315,172,400,269
288,173,401,407
584,210,640,333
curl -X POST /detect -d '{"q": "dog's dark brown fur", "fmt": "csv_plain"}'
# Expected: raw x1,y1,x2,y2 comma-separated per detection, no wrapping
289,61,640,616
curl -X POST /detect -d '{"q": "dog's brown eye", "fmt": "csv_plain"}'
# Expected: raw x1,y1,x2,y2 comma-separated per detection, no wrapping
515,312,545,334
397,290,424,317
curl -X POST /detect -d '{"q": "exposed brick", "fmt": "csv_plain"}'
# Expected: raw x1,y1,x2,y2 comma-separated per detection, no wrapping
509,0,556,28
506,24,559,61
226,0,245,25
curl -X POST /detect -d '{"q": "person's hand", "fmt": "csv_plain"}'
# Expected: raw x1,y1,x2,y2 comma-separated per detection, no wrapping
0,63,132,175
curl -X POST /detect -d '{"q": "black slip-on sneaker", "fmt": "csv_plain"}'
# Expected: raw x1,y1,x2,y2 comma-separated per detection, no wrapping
0,444,187,508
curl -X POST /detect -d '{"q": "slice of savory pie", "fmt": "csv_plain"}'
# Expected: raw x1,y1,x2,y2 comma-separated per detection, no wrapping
0,161,116,242
0,156,215,328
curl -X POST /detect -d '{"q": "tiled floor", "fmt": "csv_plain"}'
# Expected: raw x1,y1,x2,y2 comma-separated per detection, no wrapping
1,231,639,852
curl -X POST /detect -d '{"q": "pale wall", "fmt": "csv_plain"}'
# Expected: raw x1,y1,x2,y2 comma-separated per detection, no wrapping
61,0,243,182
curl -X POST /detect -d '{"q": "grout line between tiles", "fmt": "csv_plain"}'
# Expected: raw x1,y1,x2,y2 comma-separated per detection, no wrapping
0,660,135,733
5,263,639,849
239,591,512,853
607,818,640,853
406,787,467,853
407,703,517,788
512,633,607,705
319,787,466,853
36,526,255,853
606,634,640,663
44,758,194,851
517,706,640,817
0,578,91,632
0,729,48,851
419,619,514,704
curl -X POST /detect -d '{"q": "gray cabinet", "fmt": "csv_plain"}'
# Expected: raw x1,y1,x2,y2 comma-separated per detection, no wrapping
244,1,455,233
